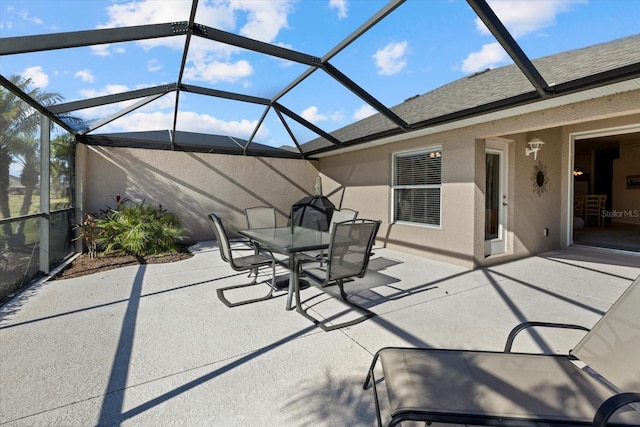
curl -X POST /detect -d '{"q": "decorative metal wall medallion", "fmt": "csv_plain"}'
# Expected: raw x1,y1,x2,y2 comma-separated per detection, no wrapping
531,161,549,197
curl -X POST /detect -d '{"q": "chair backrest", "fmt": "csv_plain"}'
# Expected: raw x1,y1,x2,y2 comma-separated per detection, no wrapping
329,209,358,233
598,194,607,207
208,213,233,263
326,219,381,283
574,195,584,209
572,274,640,392
584,195,602,212
245,206,276,230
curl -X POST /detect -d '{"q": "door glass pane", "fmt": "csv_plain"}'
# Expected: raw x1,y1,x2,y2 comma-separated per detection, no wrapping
485,153,500,240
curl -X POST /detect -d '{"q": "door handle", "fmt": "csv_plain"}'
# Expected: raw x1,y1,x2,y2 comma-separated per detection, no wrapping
503,202,508,206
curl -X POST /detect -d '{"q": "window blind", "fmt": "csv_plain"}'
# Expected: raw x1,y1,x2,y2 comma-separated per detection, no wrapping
393,149,442,226
394,151,441,186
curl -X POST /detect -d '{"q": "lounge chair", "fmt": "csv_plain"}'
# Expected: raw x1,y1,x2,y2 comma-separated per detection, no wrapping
364,274,640,426
208,213,277,308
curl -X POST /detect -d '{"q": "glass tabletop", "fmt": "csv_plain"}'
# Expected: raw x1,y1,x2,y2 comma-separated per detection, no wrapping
238,226,331,254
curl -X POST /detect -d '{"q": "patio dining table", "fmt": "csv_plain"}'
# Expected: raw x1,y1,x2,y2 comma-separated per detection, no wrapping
238,226,332,310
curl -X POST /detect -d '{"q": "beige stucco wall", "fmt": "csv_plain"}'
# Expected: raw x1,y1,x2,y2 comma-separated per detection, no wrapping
75,89,640,268
508,128,563,257
76,145,320,242
318,125,565,268
319,132,478,267
318,89,640,268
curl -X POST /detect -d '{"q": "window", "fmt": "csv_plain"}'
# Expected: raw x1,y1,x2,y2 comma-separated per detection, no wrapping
392,148,442,226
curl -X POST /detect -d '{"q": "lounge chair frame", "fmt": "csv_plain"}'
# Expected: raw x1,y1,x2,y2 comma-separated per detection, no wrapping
364,275,640,427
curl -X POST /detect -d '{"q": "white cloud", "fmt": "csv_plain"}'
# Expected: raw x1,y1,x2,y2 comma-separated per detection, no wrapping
461,42,507,73
461,1,585,73
139,92,176,110
301,106,326,123
99,1,293,45
90,44,126,56
18,8,58,30
99,110,267,139
21,66,49,88
329,0,348,19
91,44,112,57
236,1,293,42
19,10,43,26
100,1,196,28
99,1,225,51
373,41,409,76
79,84,130,98
75,69,95,83
97,0,294,84
75,90,176,122
147,59,162,72
478,0,585,38
301,106,343,124
353,104,377,120
183,59,253,84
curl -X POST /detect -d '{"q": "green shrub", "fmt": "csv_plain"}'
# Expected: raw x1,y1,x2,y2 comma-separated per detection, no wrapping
96,201,185,257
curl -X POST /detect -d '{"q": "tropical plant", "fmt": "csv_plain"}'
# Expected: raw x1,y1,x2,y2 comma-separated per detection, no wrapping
95,201,185,257
74,214,99,259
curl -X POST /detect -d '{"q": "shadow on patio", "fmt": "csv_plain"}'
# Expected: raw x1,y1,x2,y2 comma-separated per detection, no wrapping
1,242,638,426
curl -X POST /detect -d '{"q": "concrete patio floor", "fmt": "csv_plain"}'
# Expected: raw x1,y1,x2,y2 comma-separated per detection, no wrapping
1,242,639,426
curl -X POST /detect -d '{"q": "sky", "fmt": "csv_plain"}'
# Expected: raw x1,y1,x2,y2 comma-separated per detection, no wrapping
1,0,639,176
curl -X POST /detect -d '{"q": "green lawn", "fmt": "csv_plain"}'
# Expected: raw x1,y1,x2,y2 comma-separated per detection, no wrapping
7,195,70,217
1,195,71,241
8,194,40,216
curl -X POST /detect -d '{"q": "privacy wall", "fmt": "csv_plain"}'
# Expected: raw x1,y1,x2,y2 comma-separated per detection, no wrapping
76,145,320,242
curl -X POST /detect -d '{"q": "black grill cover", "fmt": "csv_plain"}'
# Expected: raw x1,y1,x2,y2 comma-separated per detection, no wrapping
289,196,335,231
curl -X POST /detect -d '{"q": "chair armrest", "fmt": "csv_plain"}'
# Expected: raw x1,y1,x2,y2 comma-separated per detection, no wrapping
592,392,640,427
229,241,275,258
504,321,590,353
294,252,324,266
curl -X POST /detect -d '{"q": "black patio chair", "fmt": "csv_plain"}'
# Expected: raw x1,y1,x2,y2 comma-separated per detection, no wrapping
316,208,358,266
208,213,276,308
245,206,277,230
293,218,381,331
244,206,278,275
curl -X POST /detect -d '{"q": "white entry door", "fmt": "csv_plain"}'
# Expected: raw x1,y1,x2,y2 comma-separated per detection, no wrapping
485,141,508,256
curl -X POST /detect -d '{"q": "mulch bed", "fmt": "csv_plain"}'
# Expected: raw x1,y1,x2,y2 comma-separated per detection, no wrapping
53,245,193,280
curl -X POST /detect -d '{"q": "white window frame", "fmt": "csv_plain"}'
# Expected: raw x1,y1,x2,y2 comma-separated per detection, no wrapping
391,146,442,228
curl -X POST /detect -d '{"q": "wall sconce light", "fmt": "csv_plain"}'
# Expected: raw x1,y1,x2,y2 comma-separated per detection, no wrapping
573,167,584,176
525,138,545,160
429,151,441,158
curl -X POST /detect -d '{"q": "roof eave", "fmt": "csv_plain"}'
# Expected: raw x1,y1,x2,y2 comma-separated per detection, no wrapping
308,75,640,158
